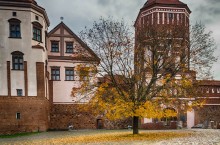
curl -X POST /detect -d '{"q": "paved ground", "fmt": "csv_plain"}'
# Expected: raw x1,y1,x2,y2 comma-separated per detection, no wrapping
157,129,220,145
0,129,220,145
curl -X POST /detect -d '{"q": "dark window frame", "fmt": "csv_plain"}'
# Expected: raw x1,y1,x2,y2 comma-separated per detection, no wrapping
51,41,60,52
8,18,21,38
12,12,17,17
11,51,24,70
65,67,74,81
32,21,42,42
16,112,21,120
168,13,174,19
66,42,74,53
51,67,60,81
17,89,23,96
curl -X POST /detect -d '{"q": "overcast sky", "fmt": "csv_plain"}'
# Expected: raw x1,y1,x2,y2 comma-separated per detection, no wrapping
37,0,220,80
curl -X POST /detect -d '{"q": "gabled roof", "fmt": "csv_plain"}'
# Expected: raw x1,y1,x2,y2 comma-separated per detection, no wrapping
48,22,100,63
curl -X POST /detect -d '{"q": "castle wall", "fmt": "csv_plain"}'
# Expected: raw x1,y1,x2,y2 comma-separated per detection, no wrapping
0,97,49,135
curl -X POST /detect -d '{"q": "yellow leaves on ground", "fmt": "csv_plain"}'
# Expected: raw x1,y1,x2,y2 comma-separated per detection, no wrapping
11,130,193,145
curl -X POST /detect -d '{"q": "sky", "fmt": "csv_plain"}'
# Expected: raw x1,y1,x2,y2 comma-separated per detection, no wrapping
37,0,220,80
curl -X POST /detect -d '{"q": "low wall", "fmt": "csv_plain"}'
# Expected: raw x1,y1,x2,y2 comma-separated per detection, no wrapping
0,97,49,135
141,122,177,130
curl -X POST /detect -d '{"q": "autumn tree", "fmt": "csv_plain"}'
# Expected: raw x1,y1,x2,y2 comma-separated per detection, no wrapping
75,17,217,134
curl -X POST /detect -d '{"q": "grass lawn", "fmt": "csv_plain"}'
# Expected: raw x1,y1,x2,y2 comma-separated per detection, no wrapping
0,130,194,144
0,132,40,138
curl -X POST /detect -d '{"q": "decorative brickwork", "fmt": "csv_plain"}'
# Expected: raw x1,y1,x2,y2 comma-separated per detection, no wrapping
0,97,49,135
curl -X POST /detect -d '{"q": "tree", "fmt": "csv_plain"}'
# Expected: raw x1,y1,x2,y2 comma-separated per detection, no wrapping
74,17,216,134
190,22,217,79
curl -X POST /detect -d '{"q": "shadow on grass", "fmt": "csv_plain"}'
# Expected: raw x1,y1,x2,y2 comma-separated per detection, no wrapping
0,132,41,138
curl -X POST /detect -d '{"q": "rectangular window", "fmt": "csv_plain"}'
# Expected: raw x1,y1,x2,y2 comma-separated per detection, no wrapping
12,12,17,17
16,112,21,119
51,68,60,81
33,26,41,42
65,68,74,81
169,13,173,19
51,41,59,52
66,42,73,53
17,89,23,96
12,55,23,70
35,15,39,21
10,23,21,38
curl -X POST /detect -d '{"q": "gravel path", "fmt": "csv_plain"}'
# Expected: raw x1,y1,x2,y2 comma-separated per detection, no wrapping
0,129,220,145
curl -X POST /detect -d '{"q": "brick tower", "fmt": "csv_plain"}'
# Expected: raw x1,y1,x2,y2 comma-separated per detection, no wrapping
134,0,196,128
0,0,50,134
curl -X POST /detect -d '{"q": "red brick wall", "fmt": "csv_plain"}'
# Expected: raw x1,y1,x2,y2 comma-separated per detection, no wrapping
50,104,96,130
141,122,177,130
0,97,49,135
50,104,132,130
36,62,45,98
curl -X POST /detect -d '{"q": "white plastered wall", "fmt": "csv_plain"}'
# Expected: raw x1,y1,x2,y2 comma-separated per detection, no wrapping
0,6,48,97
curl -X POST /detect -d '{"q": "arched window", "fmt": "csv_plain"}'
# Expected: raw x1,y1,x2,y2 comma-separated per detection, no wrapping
8,18,21,38
11,51,24,70
32,21,43,42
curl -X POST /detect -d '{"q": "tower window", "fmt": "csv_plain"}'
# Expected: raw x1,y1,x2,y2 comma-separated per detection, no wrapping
35,15,39,21
17,89,23,96
66,42,73,53
51,41,59,52
32,22,43,42
12,12,17,17
16,112,21,120
51,67,60,81
11,51,24,70
168,13,174,19
8,18,21,38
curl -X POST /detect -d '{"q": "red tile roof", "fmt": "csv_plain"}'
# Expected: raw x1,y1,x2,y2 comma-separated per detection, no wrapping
143,0,185,8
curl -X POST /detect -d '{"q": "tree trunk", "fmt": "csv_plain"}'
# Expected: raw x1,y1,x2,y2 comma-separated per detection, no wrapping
133,116,139,134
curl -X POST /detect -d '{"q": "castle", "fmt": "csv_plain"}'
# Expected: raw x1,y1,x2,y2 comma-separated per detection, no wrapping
0,0,219,134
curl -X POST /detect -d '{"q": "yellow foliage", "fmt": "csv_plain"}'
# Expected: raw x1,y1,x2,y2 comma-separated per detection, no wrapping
8,130,194,144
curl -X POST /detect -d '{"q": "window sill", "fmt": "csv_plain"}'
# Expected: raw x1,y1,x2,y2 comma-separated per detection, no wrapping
11,69,24,71
65,80,75,81
32,39,42,43
51,51,60,53
65,52,73,54
9,37,22,39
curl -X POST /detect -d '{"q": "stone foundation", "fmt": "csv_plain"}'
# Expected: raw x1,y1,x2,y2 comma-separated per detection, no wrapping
0,97,49,135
